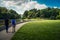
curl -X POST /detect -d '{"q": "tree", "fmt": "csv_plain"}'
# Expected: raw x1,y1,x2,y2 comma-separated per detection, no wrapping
23,10,28,19
49,8,59,19
0,7,8,19
9,9,21,19
0,7,21,19
36,10,41,17
23,7,60,20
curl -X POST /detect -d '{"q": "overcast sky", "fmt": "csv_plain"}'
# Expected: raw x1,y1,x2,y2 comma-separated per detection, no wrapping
0,0,60,14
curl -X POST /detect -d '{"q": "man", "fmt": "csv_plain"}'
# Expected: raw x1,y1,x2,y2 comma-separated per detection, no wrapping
11,19,16,33
5,19,9,33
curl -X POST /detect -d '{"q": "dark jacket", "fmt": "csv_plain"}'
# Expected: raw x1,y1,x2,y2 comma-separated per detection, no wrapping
5,19,9,26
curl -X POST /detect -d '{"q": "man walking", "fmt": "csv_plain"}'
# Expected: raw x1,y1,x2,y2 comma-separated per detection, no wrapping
11,19,16,33
5,19,9,33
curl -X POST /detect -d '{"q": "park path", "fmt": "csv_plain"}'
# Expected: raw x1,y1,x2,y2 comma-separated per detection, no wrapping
0,22,28,40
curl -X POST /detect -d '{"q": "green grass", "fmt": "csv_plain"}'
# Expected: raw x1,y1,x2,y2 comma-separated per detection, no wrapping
11,20,60,40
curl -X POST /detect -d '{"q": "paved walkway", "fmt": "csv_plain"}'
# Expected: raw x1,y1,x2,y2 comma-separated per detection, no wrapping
0,22,28,40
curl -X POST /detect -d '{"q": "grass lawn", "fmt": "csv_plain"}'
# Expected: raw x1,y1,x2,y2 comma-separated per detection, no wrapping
11,20,60,40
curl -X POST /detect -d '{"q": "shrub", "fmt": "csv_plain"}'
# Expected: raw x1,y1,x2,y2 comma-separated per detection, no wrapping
56,15,60,19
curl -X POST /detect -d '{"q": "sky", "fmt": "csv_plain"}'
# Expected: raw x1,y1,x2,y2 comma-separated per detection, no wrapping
0,0,60,14
34,0,60,8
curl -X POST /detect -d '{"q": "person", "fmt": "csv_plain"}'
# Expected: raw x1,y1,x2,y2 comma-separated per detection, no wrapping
5,19,9,33
11,19,16,33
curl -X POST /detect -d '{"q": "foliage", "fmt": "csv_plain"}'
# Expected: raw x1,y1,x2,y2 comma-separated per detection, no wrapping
23,7,60,19
23,10,28,19
0,7,21,19
56,15,60,19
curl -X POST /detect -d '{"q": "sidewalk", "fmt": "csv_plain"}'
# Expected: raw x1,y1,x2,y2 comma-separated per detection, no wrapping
0,22,28,40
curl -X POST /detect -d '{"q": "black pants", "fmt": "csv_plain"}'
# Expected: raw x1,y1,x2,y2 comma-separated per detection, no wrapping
12,25,16,32
6,25,9,33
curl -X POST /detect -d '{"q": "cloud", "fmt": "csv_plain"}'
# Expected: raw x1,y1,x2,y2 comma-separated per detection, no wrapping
2,0,31,4
2,1,16,7
15,1,47,14
0,0,47,14
54,6,58,8
35,4,47,9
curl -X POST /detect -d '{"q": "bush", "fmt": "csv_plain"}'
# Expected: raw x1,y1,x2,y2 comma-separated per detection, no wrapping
56,15,60,19
50,16,56,20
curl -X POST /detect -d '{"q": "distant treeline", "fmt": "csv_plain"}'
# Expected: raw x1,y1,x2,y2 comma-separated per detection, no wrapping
0,7,21,19
23,7,60,20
